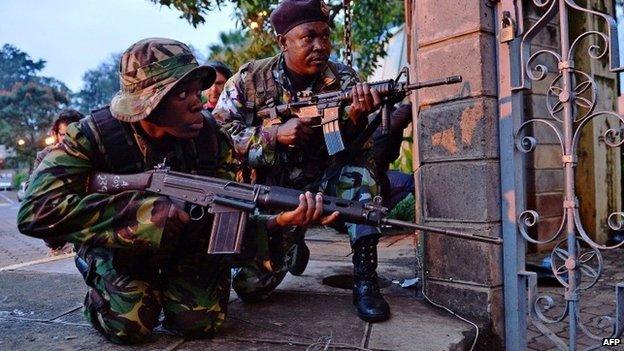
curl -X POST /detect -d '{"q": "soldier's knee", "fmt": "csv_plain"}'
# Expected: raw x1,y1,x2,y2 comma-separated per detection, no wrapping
86,306,155,344
104,326,153,345
232,267,286,302
163,310,226,339
84,290,159,345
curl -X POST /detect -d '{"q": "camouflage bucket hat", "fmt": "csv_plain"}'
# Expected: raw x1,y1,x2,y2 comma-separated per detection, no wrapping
110,38,216,122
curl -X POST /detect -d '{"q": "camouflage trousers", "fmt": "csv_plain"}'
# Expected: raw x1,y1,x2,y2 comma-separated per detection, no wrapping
321,164,381,243
233,164,380,301
78,246,230,345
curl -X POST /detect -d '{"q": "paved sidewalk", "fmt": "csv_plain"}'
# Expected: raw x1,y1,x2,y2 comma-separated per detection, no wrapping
0,191,51,269
0,225,472,351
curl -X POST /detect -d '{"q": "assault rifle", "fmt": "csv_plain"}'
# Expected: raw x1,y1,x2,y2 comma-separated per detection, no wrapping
88,165,502,255
257,68,462,155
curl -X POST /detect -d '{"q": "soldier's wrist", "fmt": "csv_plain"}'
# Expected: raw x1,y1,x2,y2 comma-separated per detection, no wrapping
266,212,287,232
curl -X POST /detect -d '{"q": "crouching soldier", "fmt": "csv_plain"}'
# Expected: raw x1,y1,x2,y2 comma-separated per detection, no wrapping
213,0,390,322
17,38,335,344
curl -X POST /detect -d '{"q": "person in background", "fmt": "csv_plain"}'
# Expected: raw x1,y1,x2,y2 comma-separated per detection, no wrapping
372,103,414,211
32,109,84,171
30,109,84,256
202,60,233,113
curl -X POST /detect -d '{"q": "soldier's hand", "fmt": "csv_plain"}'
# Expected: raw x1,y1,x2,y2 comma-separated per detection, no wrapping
164,198,190,235
276,118,314,146
348,82,382,124
276,191,339,228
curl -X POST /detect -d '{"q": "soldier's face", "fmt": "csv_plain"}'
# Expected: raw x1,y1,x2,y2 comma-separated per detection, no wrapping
203,71,227,106
144,79,204,139
54,123,68,143
280,21,331,77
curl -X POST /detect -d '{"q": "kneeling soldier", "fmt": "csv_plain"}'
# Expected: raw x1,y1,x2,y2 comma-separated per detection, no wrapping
17,38,335,344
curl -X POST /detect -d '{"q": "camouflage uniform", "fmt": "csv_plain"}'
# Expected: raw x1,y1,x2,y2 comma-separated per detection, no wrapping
17,38,270,344
213,54,380,299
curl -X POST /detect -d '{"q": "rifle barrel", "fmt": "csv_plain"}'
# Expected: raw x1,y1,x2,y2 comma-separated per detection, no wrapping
404,75,462,91
381,218,502,245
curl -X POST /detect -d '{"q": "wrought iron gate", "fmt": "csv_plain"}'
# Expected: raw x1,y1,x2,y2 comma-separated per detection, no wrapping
496,0,624,349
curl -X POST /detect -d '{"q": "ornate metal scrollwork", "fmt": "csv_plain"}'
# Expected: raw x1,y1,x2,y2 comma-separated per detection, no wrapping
511,0,624,349
546,70,597,123
549,239,602,290
534,293,569,324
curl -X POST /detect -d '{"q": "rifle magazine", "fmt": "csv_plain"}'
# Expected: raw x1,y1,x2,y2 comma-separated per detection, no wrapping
207,211,248,255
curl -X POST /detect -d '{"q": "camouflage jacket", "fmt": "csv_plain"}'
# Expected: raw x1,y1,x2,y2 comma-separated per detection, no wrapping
33,144,57,172
212,54,372,188
17,113,262,252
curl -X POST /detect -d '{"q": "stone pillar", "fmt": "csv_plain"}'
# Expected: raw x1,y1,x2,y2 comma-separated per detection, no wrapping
406,0,504,348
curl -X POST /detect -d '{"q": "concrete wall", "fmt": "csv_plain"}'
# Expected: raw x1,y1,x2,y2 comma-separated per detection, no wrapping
405,0,504,348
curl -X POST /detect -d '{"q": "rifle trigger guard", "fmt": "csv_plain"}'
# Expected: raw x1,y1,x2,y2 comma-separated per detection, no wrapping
189,205,205,221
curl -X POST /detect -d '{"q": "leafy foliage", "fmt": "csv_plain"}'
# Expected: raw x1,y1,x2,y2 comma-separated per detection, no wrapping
0,82,69,171
0,44,46,90
208,29,279,71
150,0,404,77
156,0,228,27
12,171,28,188
74,54,121,113
388,193,415,222
0,44,69,171
390,134,413,174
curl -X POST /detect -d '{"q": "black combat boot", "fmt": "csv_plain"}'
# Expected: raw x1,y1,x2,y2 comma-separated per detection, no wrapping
352,236,390,322
285,228,309,276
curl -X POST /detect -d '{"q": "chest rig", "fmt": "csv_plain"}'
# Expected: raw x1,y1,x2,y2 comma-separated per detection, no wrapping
241,56,346,187
79,107,221,175
79,107,248,256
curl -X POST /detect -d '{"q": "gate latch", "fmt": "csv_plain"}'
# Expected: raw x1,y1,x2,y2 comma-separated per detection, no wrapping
500,11,516,43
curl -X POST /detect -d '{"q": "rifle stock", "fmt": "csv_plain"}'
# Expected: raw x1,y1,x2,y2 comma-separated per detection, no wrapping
87,168,501,255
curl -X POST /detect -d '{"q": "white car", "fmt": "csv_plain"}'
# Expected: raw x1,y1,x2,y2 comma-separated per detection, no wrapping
0,179,11,191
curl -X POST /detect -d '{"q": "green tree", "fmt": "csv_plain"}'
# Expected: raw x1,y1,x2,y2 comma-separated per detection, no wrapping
75,54,120,113
0,44,46,91
150,0,404,77
207,29,278,71
0,45,69,171
0,82,69,172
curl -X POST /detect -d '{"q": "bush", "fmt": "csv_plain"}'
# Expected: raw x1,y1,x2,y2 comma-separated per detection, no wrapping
388,193,415,222
12,171,28,189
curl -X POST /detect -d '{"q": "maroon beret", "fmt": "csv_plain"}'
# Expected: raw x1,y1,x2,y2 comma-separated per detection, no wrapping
270,0,330,35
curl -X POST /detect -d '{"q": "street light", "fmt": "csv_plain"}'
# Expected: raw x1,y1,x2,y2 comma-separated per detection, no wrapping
17,139,25,146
